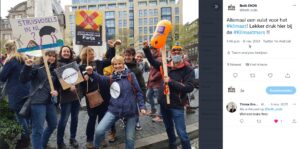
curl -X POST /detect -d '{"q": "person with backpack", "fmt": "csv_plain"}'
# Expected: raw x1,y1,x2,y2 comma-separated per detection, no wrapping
143,42,195,149
85,55,146,149
20,50,59,149
56,46,81,149
78,40,120,148
0,40,31,147
123,47,147,131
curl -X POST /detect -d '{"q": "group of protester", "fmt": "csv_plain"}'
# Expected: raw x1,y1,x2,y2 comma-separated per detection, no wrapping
0,39,196,149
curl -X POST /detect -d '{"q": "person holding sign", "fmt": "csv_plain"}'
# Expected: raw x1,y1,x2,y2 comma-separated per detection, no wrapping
83,55,146,149
79,40,120,149
56,46,81,149
143,42,195,149
20,50,59,149
0,40,31,148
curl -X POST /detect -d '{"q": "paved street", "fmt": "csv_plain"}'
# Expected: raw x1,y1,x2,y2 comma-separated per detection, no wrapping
46,90,199,149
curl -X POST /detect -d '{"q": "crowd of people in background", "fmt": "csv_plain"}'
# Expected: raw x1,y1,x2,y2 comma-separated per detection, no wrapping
0,39,198,149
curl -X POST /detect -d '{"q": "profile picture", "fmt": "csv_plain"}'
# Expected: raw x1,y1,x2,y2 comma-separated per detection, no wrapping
226,102,237,113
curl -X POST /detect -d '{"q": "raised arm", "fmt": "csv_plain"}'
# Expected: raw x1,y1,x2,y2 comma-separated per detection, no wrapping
142,42,161,70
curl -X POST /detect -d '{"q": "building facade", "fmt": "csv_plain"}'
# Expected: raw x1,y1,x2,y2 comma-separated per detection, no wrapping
64,0,182,50
184,19,198,66
0,0,65,43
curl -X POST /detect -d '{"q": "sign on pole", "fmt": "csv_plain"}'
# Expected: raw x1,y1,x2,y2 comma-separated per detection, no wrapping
75,10,103,46
55,62,84,90
10,16,64,56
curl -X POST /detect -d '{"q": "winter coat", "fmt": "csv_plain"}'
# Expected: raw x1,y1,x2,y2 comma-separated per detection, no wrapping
0,58,30,111
143,46,195,109
90,69,145,118
147,55,162,89
79,47,115,108
125,61,147,101
20,63,59,104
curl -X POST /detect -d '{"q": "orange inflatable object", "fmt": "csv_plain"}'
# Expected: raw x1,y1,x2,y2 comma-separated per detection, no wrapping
150,20,172,49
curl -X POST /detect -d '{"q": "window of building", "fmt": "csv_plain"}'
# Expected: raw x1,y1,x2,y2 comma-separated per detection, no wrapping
149,1,157,6
79,6,87,9
139,10,143,17
144,35,148,41
144,18,147,25
107,28,115,36
144,27,147,34
161,7,171,15
149,9,153,16
159,0,167,5
139,18,143,26
149,26,153,33
105,11,115,19
99,4,106,9
149,18,153,25
139,36,143,42
175,7,179,15
130,20,134,27
154,17,158,24
169,0,175,4
88,5,97,10
118,20,122,27
144,10,147,17
108,4,116,9
175,16,179,23
129,11,134,19
154,9,158,16
123,20,127,26
106,20,115,27
138,2,147,6
118,3,126,8
161,16,172,21
72,6,77,11
139,27,143,34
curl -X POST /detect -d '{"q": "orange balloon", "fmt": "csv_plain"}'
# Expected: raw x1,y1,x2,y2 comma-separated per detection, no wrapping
150,20,172,49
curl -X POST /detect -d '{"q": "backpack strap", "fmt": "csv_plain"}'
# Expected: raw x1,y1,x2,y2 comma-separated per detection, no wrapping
128,72,137,95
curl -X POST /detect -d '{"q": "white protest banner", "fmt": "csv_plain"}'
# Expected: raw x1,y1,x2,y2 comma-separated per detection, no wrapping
55,62,84,90
10,16,64,56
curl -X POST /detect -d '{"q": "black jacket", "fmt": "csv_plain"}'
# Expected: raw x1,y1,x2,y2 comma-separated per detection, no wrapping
79,46,115,108
125,61,147,101
20,64,59,104
143,46,195,108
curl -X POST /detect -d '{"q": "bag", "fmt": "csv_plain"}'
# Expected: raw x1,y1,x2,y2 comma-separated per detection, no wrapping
86,89,103,108
18,97,32,118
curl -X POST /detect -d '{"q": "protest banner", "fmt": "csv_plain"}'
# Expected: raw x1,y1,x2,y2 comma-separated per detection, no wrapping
10,16,64,56
55,62,84,90
75,10,103,46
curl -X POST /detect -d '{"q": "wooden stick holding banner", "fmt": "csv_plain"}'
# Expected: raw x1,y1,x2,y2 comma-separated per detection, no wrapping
150,20,172,104
42,50,55,92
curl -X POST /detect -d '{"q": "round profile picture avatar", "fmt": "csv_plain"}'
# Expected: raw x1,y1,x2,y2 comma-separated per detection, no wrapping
226,102,237,113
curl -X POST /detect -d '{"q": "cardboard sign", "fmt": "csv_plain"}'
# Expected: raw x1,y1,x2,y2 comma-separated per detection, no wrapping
55,62,84,90
10,16,64,55
75,10,103,46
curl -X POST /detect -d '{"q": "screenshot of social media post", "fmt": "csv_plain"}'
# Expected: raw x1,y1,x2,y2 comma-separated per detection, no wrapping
223,0,300,148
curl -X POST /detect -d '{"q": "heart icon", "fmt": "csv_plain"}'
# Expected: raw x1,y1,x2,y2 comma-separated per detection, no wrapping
274,119,278,123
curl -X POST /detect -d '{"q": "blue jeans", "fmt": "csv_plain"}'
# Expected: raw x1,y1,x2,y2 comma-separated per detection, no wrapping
57,100,80,144
15,113,30,137
146,88,159,113
160,106,191,149
31,103,57,149
86,105,107,142
94,111,137,149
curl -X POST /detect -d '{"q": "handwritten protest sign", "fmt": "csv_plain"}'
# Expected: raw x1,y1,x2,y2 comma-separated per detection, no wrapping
10,16,64,56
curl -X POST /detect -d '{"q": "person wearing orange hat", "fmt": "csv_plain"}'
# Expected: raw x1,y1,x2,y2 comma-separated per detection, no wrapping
143,42,195,149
